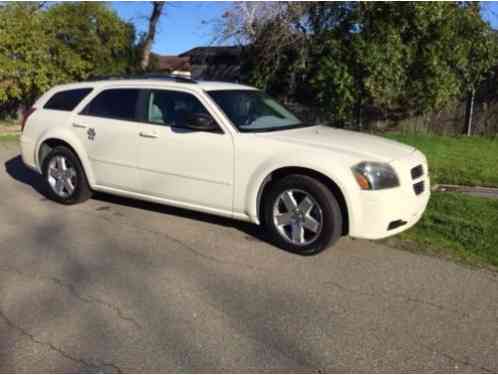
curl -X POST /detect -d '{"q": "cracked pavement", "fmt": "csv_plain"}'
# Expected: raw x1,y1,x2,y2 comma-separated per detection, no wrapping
0,140,497,372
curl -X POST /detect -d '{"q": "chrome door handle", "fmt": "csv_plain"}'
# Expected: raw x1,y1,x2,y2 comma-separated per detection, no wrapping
72,123,86,129
139,131,158,139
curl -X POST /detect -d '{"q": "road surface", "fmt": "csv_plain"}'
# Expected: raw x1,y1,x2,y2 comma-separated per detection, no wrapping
0,140,497,372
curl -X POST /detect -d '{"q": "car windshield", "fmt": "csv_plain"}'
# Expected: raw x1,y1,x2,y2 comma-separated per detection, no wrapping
207,90,310,132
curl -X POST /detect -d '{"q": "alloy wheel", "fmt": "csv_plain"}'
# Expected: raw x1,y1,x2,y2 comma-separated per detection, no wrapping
272,189,323,246
47,155,77,199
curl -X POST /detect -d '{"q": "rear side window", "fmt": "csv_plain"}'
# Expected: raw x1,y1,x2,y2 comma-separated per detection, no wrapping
44,88,93,111
82,89,140,121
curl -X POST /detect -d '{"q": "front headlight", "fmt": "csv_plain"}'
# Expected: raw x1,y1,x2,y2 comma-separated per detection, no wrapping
351,161,400,190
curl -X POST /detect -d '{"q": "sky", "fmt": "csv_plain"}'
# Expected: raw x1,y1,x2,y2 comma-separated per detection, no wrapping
481,1,498,28
112,1,232,55
113,1,498,57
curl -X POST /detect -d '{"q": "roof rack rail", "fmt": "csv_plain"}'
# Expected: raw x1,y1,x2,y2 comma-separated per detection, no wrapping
87,73,197,84
139,73,197,83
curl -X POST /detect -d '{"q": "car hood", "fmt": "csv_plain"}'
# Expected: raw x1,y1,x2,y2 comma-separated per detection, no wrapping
258,125,416,163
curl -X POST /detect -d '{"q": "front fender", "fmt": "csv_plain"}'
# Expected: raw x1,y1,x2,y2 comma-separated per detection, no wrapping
36,128,96,187
243,151,356,226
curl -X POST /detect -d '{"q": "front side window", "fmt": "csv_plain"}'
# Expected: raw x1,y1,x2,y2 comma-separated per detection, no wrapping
207,90,308,132
44,88,92,111
146,90,210,128
82,89,140,121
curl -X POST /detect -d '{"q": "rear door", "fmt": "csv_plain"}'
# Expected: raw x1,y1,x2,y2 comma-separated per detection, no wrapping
72,88,143,191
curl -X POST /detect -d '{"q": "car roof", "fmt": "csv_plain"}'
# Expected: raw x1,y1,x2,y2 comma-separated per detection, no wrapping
49,79,257,93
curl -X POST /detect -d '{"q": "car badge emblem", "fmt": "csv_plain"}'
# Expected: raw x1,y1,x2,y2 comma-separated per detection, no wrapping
87,128,96,141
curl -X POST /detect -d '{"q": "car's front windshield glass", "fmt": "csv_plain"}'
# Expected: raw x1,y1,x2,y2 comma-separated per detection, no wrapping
207,90,309,132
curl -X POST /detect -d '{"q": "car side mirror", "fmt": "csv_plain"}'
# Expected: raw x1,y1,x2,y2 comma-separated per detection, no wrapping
185,113,219,132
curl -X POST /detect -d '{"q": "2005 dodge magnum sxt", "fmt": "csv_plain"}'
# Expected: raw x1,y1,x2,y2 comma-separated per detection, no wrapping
20,76,430,254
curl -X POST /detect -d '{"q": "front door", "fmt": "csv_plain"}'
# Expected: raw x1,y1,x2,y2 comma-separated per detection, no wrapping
73,88,142,191
137,89,234,213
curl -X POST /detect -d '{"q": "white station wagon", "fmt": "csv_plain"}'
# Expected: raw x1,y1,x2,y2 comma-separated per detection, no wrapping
20,76,430,254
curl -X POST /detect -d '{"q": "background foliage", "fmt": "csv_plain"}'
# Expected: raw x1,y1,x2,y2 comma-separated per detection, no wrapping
1,1,498,134
0,2,136,115
221,2,498,132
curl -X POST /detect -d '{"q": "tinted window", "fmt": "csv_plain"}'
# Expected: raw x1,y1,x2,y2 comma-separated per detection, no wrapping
83,89,140,121
147,90,210,128
44,88,92,111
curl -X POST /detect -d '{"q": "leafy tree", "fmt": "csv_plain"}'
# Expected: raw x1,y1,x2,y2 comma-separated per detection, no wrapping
356,2,498,130
312,37,359,122
314,2,498,125
44,2,136,79
219,2,498,131
0,2,136,108
0,3,54,106
451,3,498,134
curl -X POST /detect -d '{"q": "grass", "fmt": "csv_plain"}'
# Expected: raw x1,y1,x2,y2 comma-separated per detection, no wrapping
384,132,498,187
0,133,19,141
0,118,20,141
386,192,498,269
381,133,498,268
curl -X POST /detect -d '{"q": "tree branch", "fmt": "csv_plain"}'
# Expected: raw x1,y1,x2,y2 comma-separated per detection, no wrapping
140,1,165,71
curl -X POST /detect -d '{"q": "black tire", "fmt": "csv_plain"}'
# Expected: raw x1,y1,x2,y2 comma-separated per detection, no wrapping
42,146,92,205
263,174,343,255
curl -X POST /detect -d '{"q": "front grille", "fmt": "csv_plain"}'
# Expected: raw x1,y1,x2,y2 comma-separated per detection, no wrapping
413,181,424,195
411,165,423,180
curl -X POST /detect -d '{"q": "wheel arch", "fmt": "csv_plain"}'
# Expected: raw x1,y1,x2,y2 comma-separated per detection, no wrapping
37,136,95,186
256,166,350,236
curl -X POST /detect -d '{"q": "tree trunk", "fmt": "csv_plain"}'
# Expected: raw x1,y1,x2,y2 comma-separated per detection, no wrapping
140,2,165,71
465,87,475,136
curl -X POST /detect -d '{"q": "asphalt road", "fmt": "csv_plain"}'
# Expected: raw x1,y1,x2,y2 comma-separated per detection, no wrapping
0,140,497,372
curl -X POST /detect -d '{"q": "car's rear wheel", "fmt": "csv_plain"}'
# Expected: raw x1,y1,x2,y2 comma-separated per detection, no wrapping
263,174,343,255
42,146,92,205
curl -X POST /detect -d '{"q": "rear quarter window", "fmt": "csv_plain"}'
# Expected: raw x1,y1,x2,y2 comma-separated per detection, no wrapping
43,88,93,111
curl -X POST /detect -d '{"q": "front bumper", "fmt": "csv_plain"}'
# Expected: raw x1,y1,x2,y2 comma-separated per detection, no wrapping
349,150,430,240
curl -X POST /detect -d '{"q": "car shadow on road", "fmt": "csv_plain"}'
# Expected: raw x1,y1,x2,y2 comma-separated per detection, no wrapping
4,154,269,244
4,155,49,197
92,191,269,243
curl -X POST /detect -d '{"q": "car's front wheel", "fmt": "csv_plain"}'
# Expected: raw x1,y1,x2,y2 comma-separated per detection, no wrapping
263,174,343,255
42,146,92,205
